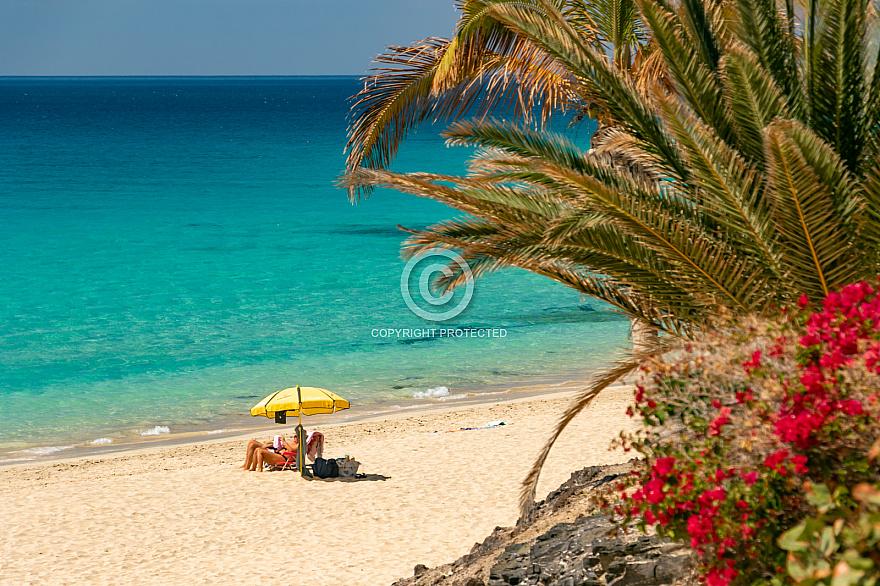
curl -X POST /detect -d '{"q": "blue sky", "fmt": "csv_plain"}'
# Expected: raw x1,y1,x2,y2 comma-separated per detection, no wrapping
0,0,459,75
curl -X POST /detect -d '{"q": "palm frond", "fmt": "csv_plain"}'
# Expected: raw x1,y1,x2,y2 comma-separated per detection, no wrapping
731,0,802,113
633,40,675,95
537,164,773,312
860,164,880,250
637,0,738,145
720,46,787,165
416,215,708,315
398,222,702,332
763,120,864,298
438,0,587,117
345,1,594,201
866,20,880,161
805,0,871,171
583,0,646,66
344,39,465,200
340,166,566,222
659,97,784,289
679,0,724,72
486,0,691,179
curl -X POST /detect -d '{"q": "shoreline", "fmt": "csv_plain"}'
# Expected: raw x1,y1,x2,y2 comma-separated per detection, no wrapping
0,366,622,468
0,384,639,585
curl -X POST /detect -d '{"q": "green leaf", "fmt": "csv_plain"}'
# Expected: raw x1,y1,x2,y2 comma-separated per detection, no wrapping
820,526,839,556
779,521,811,552
831,563,866,586
788,554,811,580
807,483,836,513
804,0,872,173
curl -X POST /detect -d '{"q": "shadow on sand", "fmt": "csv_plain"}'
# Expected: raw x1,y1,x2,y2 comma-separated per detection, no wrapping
304,473,390,482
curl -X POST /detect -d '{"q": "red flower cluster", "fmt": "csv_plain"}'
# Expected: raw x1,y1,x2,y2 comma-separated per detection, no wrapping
742,350,762,374
763,450,808,475
612,279,880,586
624,446,757,583
776,281,877,447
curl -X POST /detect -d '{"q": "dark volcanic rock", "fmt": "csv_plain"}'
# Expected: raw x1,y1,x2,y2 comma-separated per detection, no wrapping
487,515,692,586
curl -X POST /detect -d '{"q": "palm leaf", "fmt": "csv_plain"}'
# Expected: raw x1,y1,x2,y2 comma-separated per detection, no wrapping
806,0,870,172
399,222,700,332
345,2,590,201
720,46,787,165
659,96,784,289
731,0,802,113
485,0,691,180
763,120,864,298
636,0,738,145
344,39,470,200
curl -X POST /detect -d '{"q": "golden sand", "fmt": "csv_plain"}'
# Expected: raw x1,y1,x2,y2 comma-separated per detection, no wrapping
0,385,638,586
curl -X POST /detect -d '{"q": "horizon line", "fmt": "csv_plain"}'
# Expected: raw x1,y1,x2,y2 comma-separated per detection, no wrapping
0,74,366,78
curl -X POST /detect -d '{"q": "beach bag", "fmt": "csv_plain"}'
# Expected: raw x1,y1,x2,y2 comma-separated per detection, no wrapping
337,459,360,477
313,457,339,479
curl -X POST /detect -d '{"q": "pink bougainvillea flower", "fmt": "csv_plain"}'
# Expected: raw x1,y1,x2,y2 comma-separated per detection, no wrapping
653,457,676,477
764,450,790,474
709,408,731,437
740,471,758,486
790,455,808,474
742,350,762,374
643,478,666,504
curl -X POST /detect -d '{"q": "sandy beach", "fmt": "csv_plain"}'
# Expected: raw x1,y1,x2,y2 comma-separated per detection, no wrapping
0,385,638,586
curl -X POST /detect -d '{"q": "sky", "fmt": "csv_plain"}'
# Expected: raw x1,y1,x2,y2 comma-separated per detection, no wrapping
0,0,460,76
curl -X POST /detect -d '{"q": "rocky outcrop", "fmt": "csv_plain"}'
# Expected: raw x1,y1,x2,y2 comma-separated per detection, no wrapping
392,463,695,586
487,515,692,586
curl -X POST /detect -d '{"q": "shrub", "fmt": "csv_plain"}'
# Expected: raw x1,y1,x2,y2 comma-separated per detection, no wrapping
599,280,880,586
778,480,880,586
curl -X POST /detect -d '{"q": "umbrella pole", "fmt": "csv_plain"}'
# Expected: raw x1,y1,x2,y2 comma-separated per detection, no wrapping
297,386,304,476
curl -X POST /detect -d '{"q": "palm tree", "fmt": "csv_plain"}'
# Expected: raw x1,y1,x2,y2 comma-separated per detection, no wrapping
344,0,653,201
342,0,880,516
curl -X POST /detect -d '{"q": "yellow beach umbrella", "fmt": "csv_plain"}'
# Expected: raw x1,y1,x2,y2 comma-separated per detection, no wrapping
250,386,350,422
250,385,350,477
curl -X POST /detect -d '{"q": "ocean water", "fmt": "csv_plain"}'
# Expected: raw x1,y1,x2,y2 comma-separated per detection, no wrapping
0,77,629,460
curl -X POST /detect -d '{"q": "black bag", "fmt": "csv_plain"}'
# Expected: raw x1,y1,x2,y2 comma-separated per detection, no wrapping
312,457,339,479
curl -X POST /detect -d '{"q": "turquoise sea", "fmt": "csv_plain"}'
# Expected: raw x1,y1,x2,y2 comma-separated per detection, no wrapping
0,77,630,462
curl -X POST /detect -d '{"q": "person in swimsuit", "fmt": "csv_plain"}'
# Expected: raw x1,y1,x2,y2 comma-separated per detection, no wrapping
239,434,298,471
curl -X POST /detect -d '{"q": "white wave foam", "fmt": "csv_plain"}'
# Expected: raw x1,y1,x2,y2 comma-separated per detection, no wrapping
413,386,450,399
138,426,170,436
367,404,426,415
0,457,37,463
436,393,468,402
90,438,113,445
13,445,75,456
206,428,245,435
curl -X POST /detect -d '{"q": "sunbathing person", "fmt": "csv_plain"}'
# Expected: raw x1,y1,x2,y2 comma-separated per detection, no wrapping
252,442,297,472
239,435,298,471
238,438,270,470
